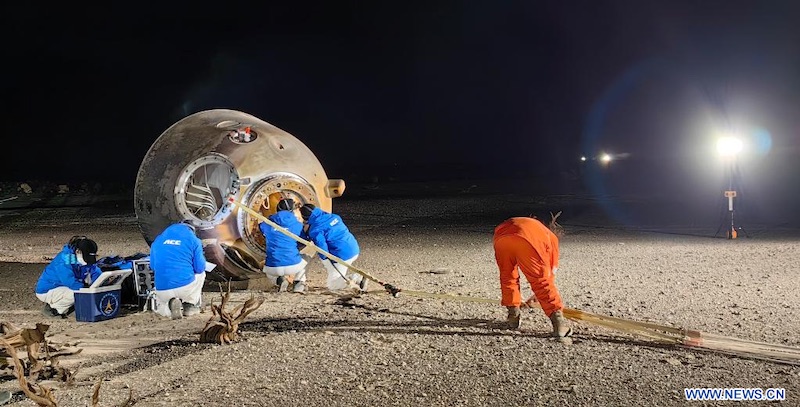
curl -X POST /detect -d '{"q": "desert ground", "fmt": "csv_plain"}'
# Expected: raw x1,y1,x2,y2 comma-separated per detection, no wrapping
1,183,799,406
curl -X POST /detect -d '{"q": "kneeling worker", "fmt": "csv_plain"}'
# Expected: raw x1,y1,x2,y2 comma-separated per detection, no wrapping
259,198,308,293
150,221,207,319
35,236,102,318
493,216,572,338
300,204,363,291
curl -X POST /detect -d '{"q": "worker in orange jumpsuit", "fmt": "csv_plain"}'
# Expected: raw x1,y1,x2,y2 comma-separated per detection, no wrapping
493,216,572,338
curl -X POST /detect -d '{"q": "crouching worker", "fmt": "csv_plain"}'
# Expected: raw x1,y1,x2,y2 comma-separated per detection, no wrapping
35,236,102,318
300,204,363,291
260,198,308,293
150,221,206,319
493,216,572,338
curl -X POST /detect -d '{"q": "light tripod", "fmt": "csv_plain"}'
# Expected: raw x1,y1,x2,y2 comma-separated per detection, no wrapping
715,155,747,239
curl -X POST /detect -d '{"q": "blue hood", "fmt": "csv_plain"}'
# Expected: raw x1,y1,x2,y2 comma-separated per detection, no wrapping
305,208,359,261
259,210,304,267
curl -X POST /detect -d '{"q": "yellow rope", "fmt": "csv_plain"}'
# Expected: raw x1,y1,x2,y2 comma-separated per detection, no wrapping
231,199,388,287
228,198,800,364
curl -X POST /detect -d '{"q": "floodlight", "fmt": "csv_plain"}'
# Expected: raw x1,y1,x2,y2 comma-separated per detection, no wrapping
600,153,612,163
580,156,587,162
714,136,747,239
716,137,743,157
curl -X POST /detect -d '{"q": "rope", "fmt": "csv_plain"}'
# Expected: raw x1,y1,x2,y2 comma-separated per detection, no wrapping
230,198,399,292
228,198,800,364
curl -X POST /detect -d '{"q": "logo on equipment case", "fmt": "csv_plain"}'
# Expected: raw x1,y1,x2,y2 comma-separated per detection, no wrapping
99,293,119,316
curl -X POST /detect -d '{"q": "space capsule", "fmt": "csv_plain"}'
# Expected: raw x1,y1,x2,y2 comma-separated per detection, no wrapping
134,109,344,282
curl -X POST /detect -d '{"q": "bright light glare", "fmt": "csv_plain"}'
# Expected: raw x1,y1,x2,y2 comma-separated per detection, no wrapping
717,137,743,157
580,156,587,162
600,153,612,163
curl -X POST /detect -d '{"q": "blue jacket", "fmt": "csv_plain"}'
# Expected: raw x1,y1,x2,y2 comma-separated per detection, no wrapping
150,223,207,290
35,246,103,293
305,208,359,261
259,210,304,267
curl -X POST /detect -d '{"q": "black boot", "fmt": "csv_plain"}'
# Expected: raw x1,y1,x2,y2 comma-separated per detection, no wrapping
42,304,60,318
59,305,75,319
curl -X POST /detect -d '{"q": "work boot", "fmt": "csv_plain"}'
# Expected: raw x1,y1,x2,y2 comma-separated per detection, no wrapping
275,276,289,293
549,310,573,338
168,298,183,320
506,306,521,329
292,281,307,294
42,304,60,318
182,303,200,317
60,305,75,319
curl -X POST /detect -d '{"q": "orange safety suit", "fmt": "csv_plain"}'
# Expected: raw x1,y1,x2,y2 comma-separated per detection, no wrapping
493,217,563,317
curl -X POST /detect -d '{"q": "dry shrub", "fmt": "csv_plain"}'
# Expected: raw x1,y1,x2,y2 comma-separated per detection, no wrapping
200,283,265,344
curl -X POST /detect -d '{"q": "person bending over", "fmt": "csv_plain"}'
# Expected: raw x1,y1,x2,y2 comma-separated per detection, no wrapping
299,204,363,291
493,216,572,338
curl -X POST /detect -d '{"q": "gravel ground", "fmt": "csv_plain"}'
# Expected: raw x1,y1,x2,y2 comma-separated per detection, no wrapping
1,191,799,406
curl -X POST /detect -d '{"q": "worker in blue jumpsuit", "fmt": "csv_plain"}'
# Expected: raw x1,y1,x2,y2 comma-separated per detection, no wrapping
299,204,364,291
259,199,308,293
35,236,102,318
150,222,207,319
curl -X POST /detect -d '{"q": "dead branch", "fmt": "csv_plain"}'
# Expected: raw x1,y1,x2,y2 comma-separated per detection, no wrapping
549,210,564,237
92,380,101,407
234,297,264,324
120,386,134,407
45,347,83,359
1,322,119,406
1,322,81,385
200,284,265,344
1,339,57,407
1,321,20,335
92,380,135,407
1,323,81,361
0,323,49,351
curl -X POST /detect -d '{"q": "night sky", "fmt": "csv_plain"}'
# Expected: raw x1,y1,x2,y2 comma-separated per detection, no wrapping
4,2,800,202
